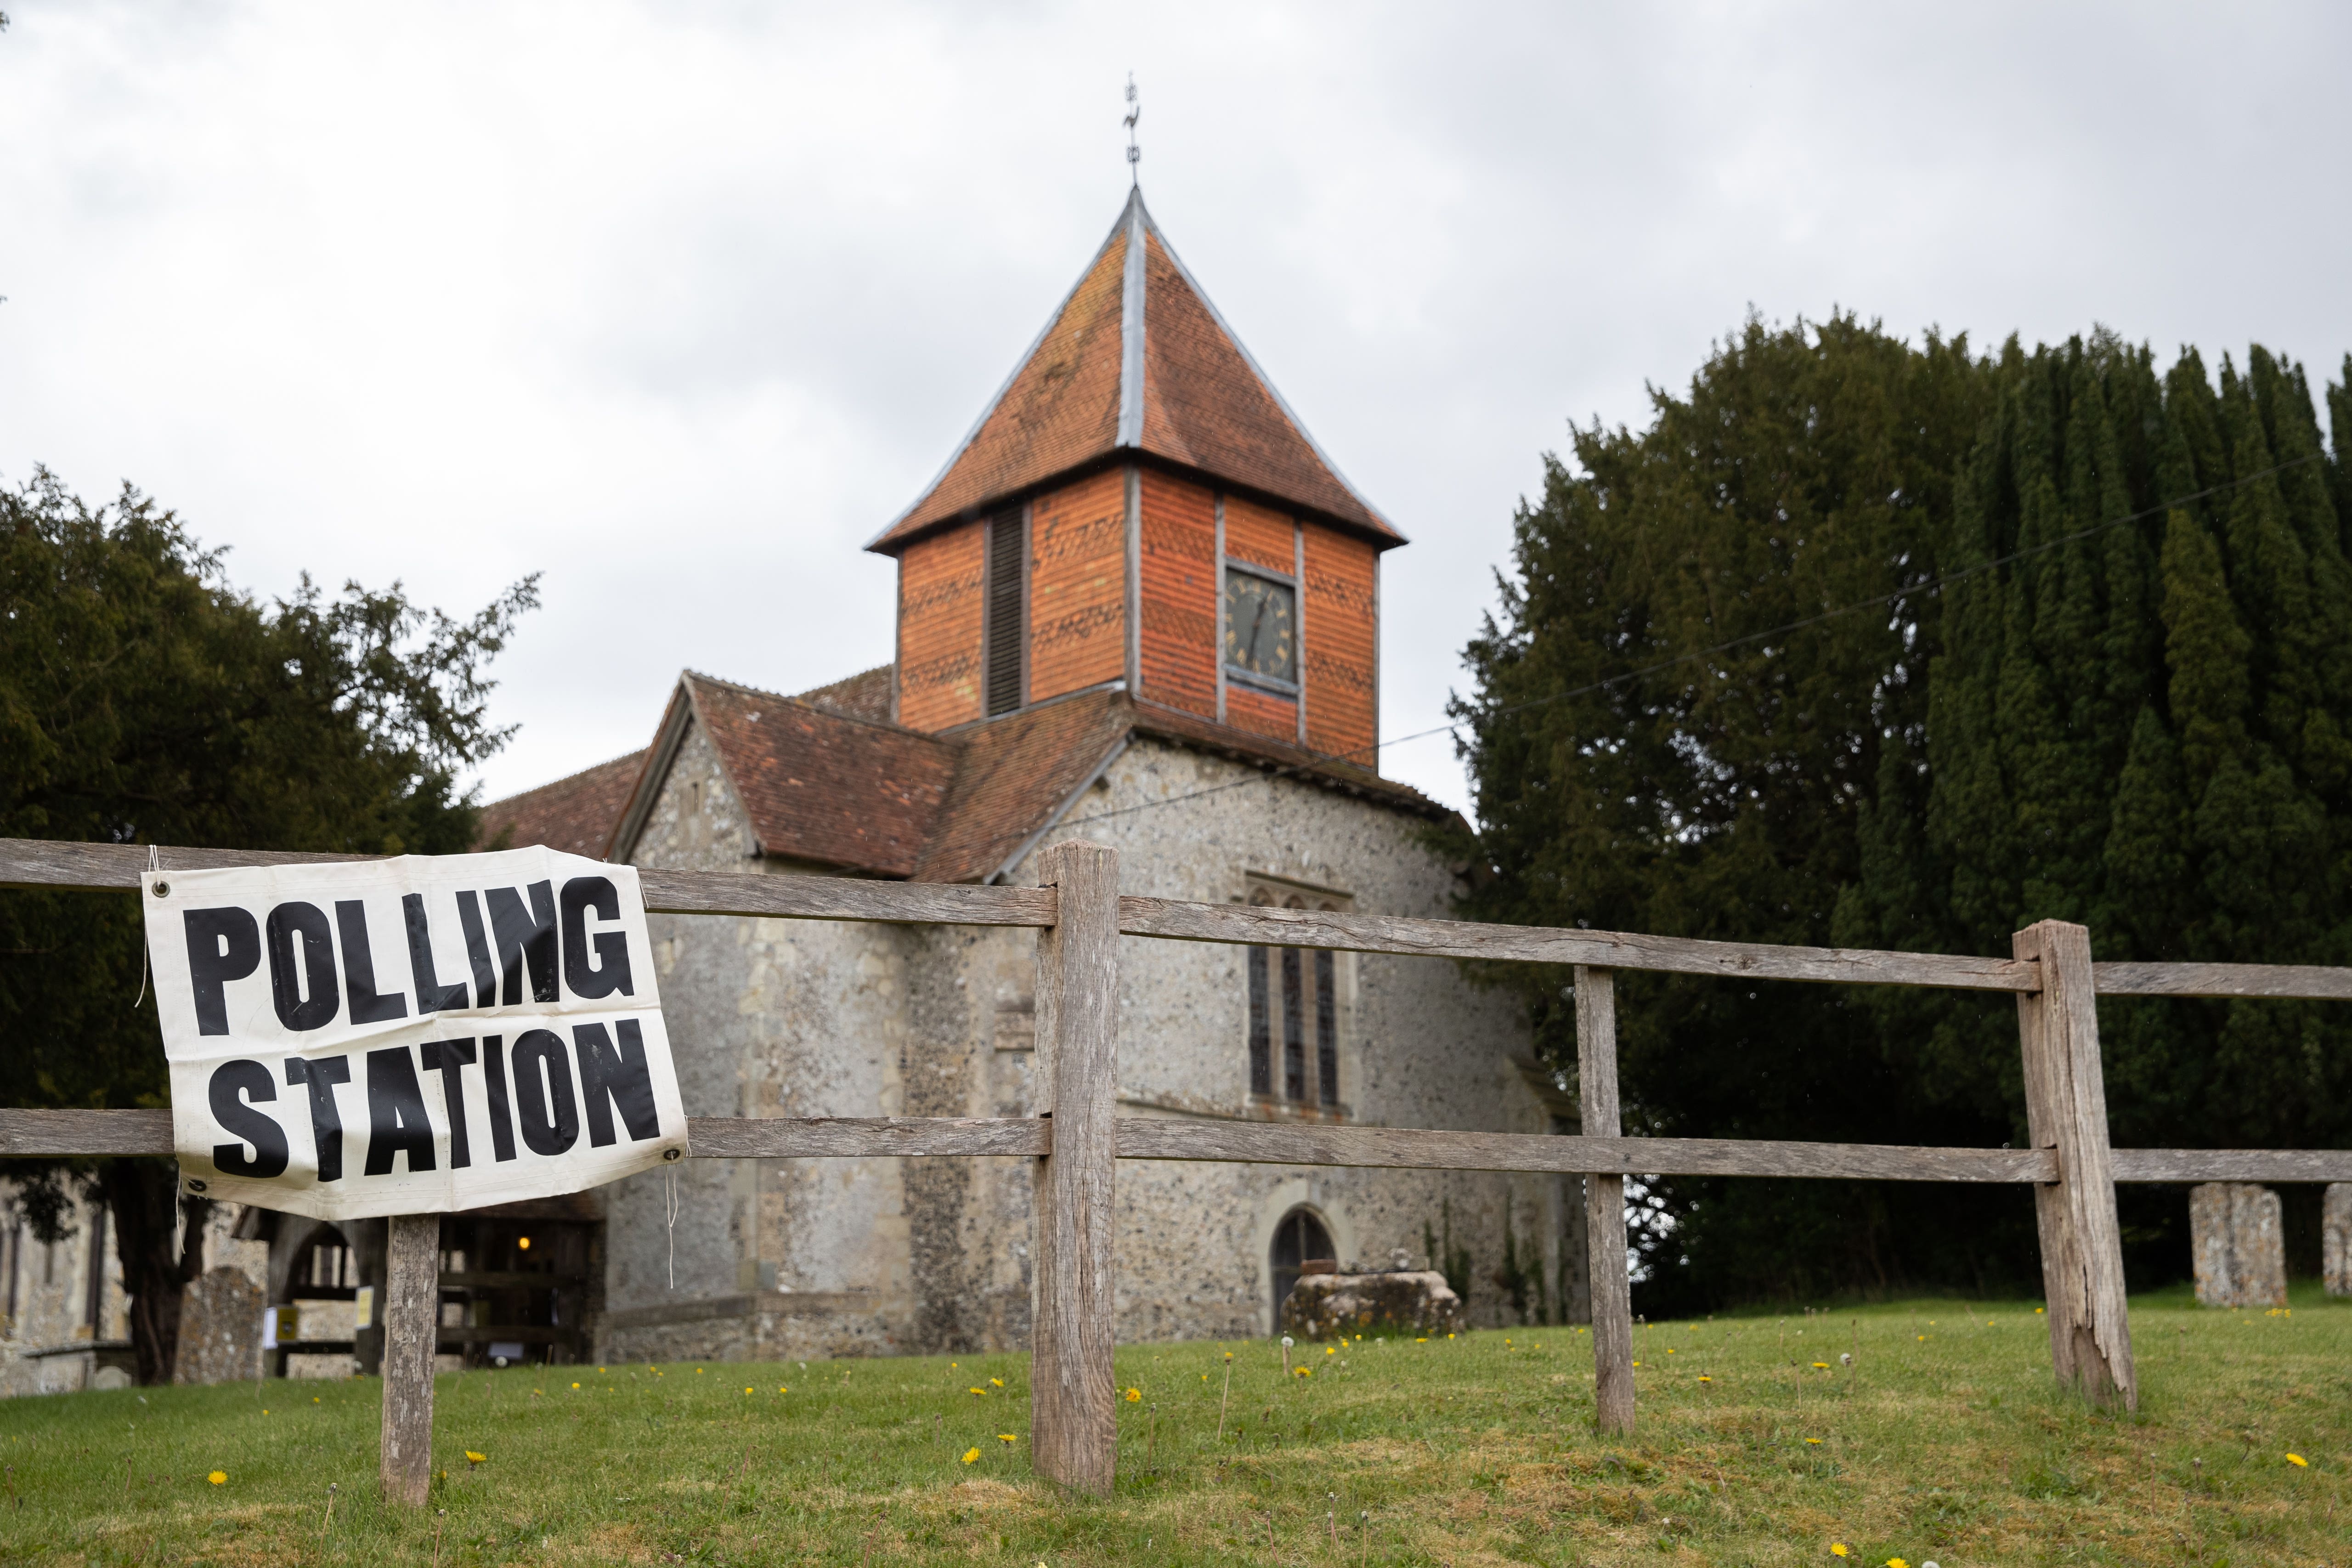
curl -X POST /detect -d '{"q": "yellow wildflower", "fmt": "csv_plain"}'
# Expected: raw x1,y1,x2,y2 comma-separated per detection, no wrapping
571,1382,581,1390
1325,1347,1335,1355
2287,1453,2309,1467
1812,1362,1830,1370
1697,1375,1713,1383
970,1387,986,1395
961,1448,980,1464
779,1386,788,1393
1805,1438,1823,1445
1887,1558,1909,1568
1125,1387,1142,1402
464,1451,486,1465
1916,1335,1927,1342
744,1387,754,1394
998,1433,1018,1443
1829,1546,1847,1558
207,1471,227,1485
990,1377,1004,1387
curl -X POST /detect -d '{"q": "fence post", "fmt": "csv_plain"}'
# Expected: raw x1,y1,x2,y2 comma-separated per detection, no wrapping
2013,920,2136,1410
1029,841,1120,1495
1575,966,1635,1436
379,1212,439,1506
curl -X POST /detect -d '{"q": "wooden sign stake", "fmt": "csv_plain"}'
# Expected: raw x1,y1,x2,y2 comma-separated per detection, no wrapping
380,1213,440,1506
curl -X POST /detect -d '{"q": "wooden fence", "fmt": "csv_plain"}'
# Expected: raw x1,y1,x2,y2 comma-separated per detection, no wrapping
7,835,2352,1501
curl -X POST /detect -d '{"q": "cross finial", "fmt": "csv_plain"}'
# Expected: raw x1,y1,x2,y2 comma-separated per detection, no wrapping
1123,73,1141,186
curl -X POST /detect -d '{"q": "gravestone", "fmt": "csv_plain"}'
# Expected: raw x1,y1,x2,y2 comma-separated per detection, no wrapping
174,1266,266,1385
2189,1183,2286,1309
1280,1269,1466,1341
2324,1183,2352,1298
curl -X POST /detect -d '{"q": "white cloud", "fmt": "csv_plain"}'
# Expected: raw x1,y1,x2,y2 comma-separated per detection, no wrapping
3,0,2346,816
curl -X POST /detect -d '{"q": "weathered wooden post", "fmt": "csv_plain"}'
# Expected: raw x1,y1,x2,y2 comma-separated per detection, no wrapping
2013,920,2136,1410
379,1212,441,1506
1575,966,1636,1436
1029,841,1120,1495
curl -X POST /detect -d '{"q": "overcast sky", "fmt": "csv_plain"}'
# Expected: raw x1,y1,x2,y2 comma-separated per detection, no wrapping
5,2,2348,816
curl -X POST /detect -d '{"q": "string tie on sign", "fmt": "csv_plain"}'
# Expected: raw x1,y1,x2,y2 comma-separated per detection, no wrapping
665,1163,680,1290
132,845,160,1010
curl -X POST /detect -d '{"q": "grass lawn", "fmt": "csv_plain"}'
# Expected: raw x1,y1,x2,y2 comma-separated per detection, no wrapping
3,1286,2348,1566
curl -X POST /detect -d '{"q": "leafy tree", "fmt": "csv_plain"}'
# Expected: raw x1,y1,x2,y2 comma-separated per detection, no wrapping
1456,320,2352,1310
0,470,535,1382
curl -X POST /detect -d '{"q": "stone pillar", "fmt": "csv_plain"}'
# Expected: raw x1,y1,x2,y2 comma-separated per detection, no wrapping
2324,1183,2352,1298
2189,1183,2286,1309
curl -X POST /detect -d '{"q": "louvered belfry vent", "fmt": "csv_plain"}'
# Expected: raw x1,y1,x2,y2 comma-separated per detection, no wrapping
984,508,1026,716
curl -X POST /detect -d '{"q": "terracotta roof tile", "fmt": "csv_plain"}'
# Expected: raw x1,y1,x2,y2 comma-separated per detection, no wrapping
687,674,956,877
475,750,648,858
870,191,1401,554
505,669,1449,884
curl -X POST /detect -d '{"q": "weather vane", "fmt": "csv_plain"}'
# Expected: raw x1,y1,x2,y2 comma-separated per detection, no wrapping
1124,73,1141,186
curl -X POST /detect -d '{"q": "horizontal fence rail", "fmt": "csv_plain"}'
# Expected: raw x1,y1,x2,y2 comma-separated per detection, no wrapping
11,1108,2352,1185
18,838,2352,998
9,834,2352,1497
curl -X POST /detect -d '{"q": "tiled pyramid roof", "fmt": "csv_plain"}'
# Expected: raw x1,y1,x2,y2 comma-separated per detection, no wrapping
868,189,1402,554
484,668,1446,883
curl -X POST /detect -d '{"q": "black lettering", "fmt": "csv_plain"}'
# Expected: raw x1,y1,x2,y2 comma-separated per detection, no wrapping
481,1034,517,1162
182,907,262,1036
362,1046,437,1176
334,900,409,1025
264,903,339,1031
574,1019,661,1146
560,877,634,1000
283,1054,353,1181
509,1028,578,1156
456,890,498,1008
419,1038,476,1169
403,895,470,1013
207,1059,289,1177
486,882,559,1005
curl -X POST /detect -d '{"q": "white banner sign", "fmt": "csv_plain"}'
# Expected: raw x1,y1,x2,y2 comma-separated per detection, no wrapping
142,848,688,1220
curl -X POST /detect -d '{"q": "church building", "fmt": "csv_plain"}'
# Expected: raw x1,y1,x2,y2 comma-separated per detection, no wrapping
0,191,1580,1395
476,189,1575,1361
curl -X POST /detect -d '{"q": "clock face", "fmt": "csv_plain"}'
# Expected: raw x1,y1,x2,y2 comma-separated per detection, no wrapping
1225,570,1297,683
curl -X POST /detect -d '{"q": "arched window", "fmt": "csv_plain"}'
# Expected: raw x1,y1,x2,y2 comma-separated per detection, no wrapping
1270,1206,1334,1318
1244,883,1351,1111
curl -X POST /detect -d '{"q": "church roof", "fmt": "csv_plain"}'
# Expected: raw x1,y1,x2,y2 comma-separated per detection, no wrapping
485,667,1445,884
867,189,1403,554
476,749,649,860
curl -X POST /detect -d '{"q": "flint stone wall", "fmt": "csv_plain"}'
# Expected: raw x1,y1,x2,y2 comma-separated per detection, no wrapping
1281,1271,1466,1341
2190,1182,2286,1309
604,724,1559,1362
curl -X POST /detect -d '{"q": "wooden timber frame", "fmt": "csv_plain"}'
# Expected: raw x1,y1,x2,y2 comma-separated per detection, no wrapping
11,840,2352,1490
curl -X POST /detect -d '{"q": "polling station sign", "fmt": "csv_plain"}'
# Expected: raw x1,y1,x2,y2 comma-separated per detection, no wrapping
141,847,688,1221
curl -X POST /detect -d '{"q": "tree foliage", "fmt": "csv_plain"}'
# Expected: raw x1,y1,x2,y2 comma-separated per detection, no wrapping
0,470,535,1378
1454,319,2352,1309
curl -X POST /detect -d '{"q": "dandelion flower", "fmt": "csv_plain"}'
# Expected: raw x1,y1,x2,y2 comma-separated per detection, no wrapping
2287,1453,2309,1467
1829,1546,1847,1558
1887,1558,1910,1568
970,1387,986,1396
998,1433,1018,1444
745,1387,754,1395
961,1448,980,1464
207,1471,227,1485
1295,1367,1312,1379
990,1378,1004,1387
1325,1347,1335,1355
1697,1375,1713,1383
465,1451,486,1465
779,1386,788,1393
1812,1361,1830,1370
572,1382,581,1390
1805,1438,1823,1445
1125,1387,1142,1402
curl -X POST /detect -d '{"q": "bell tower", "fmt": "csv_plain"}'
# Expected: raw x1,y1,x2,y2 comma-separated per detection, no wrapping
868,191,1405,768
